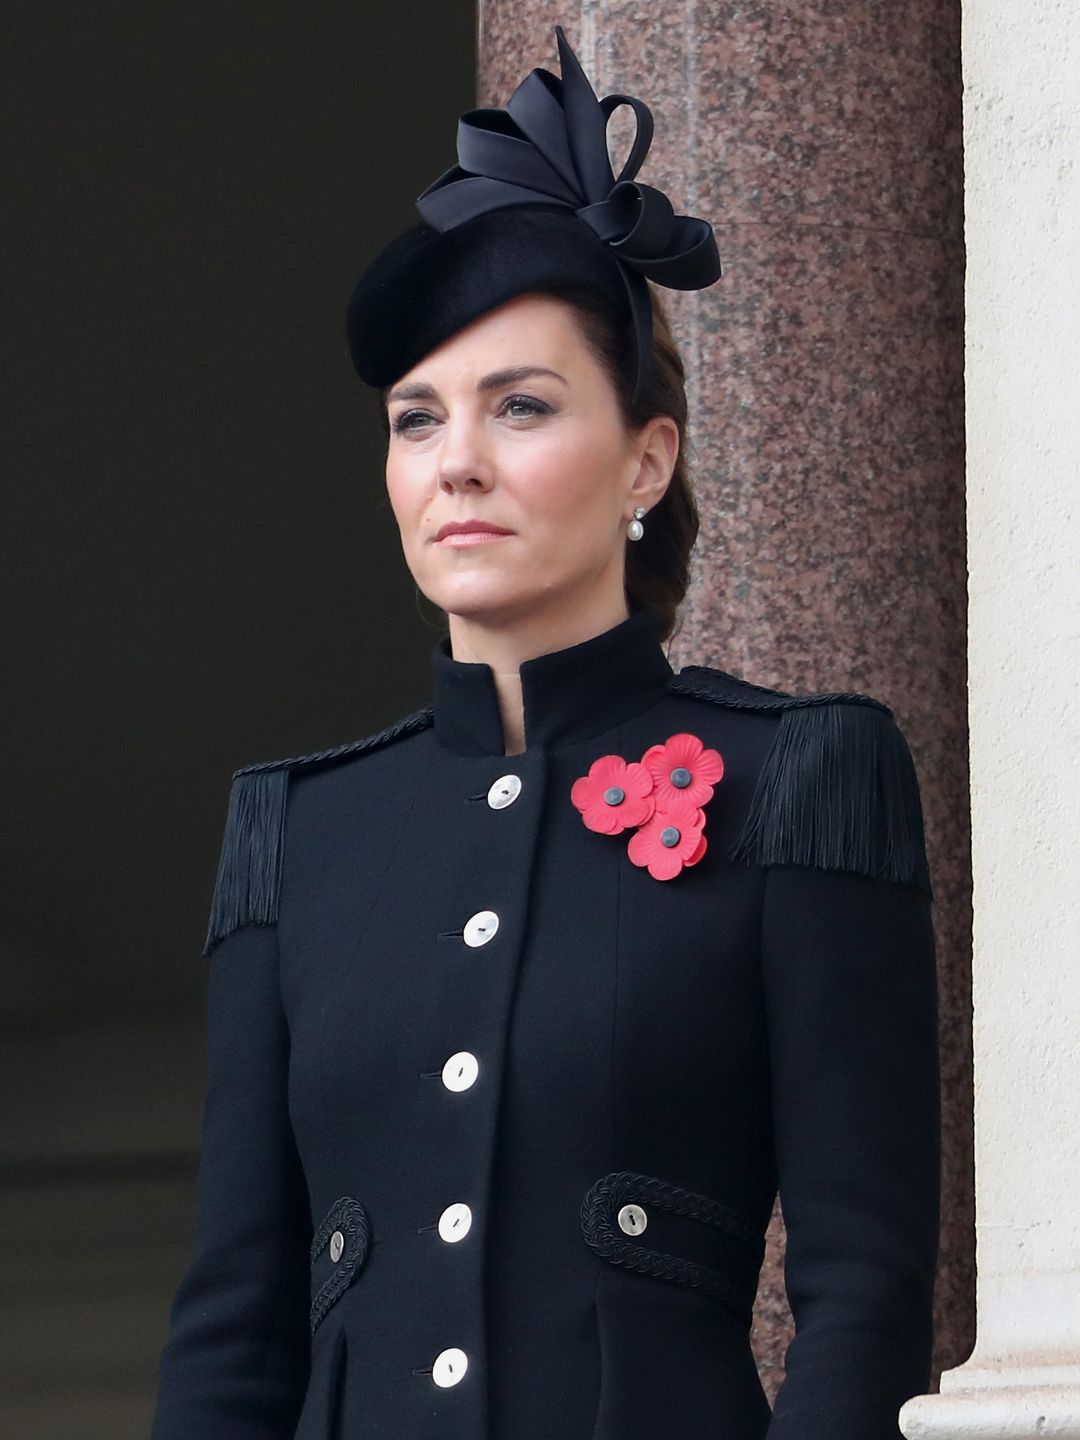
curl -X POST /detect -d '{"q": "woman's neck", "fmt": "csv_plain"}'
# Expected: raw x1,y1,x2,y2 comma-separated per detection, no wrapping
446,598,631,756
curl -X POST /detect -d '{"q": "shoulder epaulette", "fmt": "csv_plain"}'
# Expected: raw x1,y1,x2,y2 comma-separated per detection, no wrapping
202,705,434,957
667,666,931,896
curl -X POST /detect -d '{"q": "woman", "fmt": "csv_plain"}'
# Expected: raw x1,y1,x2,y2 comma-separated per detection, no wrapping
151,26,940,1440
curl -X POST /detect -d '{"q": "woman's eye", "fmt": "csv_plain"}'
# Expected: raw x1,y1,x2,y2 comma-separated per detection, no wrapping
389,409,433,434
501,394,552,420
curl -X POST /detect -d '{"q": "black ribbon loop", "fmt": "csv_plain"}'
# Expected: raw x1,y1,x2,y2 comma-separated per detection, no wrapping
415,24,720,403
600,94,654,189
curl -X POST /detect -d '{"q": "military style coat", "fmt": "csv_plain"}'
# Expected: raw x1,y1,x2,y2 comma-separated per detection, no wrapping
150,608,941,1440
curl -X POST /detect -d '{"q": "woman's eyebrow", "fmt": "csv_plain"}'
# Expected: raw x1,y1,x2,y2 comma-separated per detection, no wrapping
477,365,568,393
386,365,568,406
385,380,438,404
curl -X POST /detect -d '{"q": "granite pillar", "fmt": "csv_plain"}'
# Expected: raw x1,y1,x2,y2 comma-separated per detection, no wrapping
479,0,972,1405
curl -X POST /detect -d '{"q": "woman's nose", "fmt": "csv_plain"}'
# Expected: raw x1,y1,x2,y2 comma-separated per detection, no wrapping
436,413,493,490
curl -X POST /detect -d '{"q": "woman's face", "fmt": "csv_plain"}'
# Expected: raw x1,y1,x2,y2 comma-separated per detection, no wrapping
383,291,677,632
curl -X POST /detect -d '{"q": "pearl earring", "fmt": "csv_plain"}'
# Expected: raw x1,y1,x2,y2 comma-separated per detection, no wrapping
627,506,646,542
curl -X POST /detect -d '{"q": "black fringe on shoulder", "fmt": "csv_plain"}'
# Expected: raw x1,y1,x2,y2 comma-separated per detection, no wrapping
726,700,933,896
202,767,289,957
198,708,435,959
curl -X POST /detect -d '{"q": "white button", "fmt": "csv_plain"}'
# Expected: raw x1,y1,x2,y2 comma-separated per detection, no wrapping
462,909,499,948
617,1203,648,1236
329,1229,345,1262
437,1202,473,1243
432,1346,469,1388
487,774,522,809
441,1051,479,1091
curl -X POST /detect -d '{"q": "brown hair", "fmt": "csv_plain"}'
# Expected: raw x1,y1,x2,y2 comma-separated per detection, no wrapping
549,283,697,644
376,282,697,645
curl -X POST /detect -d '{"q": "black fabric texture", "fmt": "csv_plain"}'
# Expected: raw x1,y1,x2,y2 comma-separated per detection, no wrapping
151,610,941,1440
344,206,632,391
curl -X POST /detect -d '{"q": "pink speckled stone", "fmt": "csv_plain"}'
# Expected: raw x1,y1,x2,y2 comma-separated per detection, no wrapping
479,0,972,1403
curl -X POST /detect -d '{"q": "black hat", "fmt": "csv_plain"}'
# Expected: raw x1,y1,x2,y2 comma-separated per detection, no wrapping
345,26,722,405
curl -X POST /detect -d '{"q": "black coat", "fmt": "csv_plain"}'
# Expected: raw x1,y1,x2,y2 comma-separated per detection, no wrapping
150,608,941,1440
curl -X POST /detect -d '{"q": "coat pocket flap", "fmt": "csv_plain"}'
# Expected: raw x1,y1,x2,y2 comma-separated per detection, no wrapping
581,1170,764,1324
310,1195,371,1337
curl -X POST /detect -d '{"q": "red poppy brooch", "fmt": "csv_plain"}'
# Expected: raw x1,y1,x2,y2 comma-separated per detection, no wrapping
570,733,724,881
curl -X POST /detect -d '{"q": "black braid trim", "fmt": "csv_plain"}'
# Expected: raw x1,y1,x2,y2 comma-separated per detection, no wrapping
202,706,434,955
309,1196,371,1338
581,1170,764,1326
233,705,435,777
668,665,893,717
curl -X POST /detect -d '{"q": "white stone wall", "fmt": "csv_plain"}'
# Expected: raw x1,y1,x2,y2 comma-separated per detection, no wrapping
901,0,1080,1434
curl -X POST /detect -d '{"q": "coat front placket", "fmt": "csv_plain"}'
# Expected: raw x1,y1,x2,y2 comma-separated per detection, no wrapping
389,743,550,1438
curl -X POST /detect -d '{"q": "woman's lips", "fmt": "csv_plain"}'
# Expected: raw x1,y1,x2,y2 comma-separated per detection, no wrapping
436,530,513,546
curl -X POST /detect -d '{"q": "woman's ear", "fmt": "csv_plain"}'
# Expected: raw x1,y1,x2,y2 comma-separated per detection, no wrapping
629,414,680,510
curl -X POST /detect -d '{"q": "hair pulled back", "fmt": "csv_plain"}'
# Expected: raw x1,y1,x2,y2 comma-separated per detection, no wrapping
550,283,696,644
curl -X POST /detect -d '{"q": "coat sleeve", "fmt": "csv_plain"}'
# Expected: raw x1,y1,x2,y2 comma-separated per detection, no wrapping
151,799,311,1438
751,703,942,1438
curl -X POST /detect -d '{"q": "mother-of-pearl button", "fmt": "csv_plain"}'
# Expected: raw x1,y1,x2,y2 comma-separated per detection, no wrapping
487,773,522,809
329,1229,345,1262
432,1346,469,1387
441,1051,479,1091
462,909,499,947
437,1202,473,1242
617,1202,648,1236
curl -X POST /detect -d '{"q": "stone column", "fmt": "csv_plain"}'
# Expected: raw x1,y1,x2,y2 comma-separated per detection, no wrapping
479,0,972,1400
899,2,1080,1436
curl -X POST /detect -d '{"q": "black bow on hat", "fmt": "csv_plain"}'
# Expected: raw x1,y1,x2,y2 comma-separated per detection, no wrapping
413,26,721,403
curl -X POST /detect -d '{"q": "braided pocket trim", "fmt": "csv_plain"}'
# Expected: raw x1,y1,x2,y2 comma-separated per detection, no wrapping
581,1170,764,1325
309,1195,370,1337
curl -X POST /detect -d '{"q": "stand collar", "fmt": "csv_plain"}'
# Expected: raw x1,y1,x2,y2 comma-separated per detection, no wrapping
431,608,675,757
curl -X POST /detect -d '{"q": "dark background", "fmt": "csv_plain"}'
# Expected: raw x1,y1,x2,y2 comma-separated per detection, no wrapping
2,4,474,1434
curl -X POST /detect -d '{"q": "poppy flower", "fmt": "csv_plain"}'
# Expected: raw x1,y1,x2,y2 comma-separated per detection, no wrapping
570,753,655,835
626,800,708,881
640,732,724,810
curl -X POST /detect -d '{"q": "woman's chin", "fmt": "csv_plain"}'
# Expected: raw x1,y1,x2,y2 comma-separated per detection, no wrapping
428,579,535,625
